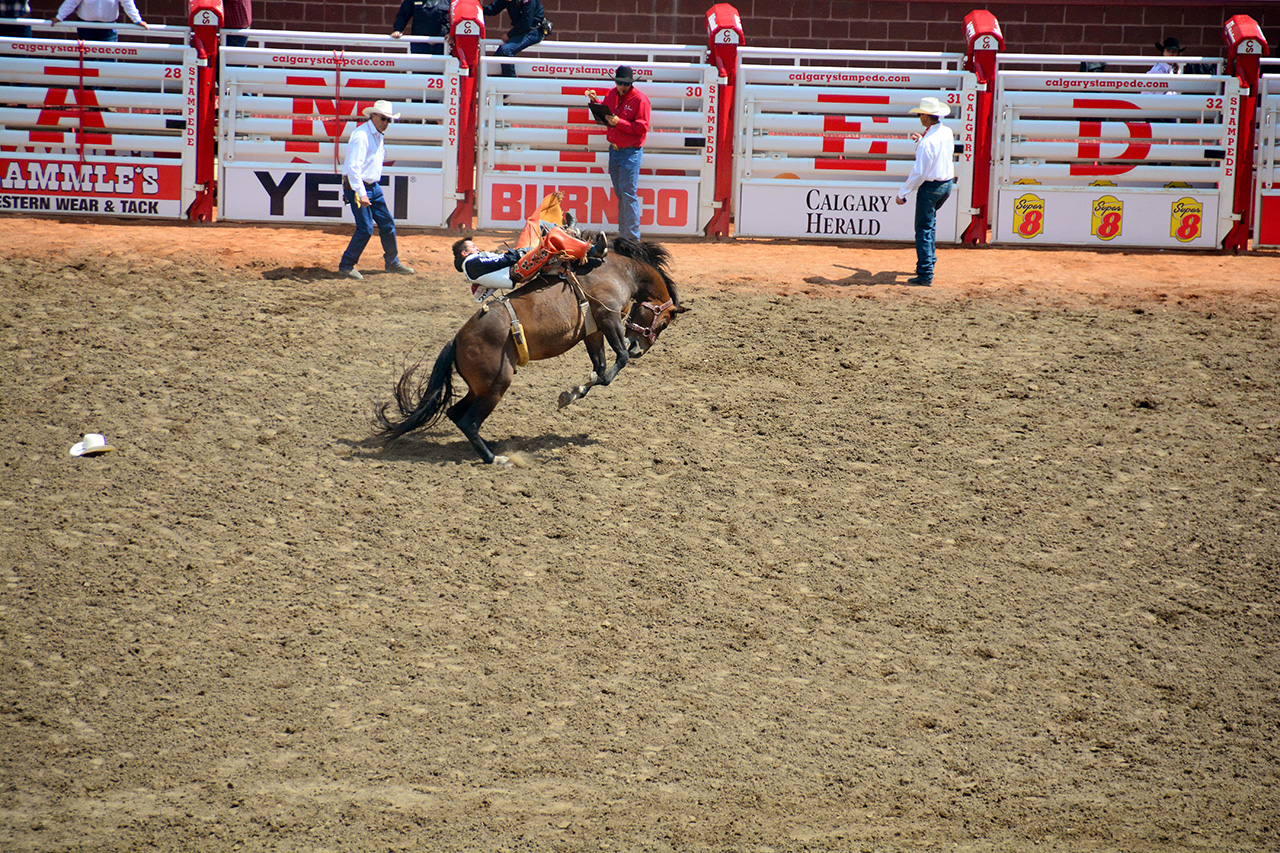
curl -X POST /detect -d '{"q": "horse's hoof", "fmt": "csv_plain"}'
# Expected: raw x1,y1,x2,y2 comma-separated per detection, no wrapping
557,391,574,409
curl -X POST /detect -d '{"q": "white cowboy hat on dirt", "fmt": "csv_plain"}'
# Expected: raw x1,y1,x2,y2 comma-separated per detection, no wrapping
70,433,116,457
908,96,951,117
362,100,401,120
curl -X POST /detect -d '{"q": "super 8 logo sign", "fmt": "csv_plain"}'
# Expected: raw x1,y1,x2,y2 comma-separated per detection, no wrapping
1013,192,1044,238
1091,195,1123,241
1170,197,1202,243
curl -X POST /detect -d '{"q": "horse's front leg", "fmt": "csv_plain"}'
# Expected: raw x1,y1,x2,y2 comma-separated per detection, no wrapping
595,312,632,386
558,315,630,408
558,330,611,409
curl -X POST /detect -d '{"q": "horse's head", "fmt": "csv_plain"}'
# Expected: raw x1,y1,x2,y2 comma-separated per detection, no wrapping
625,297,688,357
608,237,688,357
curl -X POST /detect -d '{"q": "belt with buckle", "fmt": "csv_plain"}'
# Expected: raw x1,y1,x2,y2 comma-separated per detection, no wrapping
609,144,640,151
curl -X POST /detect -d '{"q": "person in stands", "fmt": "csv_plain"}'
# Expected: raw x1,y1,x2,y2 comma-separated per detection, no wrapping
585,65,650,243
52,0,149,41
223,0,252,47
453,228,607,303
482,0,546,76
0,0,33,37
895,96,956,286
338,100,415,280
1149,37,1184,75
391,0,450,56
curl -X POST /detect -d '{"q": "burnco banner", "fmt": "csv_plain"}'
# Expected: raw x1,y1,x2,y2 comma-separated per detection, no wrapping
479,177,703,235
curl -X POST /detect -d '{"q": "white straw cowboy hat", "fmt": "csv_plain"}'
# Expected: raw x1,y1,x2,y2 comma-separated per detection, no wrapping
908,96,951,117
69,433,116,457
362,100,401,120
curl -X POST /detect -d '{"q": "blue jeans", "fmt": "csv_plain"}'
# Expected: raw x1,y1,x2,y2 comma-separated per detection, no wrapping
495,29,542,77
914,179,954,281
609,146,643,242
76,27,118,41
340,181,401,270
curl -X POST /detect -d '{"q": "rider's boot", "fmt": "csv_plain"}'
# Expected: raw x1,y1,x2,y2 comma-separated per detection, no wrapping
543,227,592,263
510,245,552,283
590,231,608,261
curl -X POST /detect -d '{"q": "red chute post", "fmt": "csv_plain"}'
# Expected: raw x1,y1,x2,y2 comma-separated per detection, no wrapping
448,0,485,230
704,4,742,238
187,0,223,222
1221,15,1269,252
961,9,1002,245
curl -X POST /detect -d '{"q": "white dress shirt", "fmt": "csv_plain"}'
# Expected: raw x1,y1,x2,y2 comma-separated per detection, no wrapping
342,120,386,203
56,0,143,24
897,122,956,200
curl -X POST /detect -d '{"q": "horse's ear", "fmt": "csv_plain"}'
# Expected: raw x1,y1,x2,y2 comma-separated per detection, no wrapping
673,303,691,314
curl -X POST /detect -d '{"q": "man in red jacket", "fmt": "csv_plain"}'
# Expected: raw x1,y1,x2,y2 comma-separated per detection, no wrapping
586,65,650,242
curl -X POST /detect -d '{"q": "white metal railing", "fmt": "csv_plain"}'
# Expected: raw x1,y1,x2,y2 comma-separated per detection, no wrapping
217,29,461,226
475,40,718,235
0,25,198,218
732,47,976,241
990,55,1239,248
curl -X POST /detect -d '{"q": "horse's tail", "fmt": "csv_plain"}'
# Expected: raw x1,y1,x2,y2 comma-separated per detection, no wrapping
610,236,681,307
373,338,457,442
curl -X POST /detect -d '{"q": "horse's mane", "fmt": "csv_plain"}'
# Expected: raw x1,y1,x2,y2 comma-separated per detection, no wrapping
610,236,681,307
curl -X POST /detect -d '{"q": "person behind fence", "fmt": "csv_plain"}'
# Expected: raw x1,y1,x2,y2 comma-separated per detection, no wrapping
223,0,251,48
0,0,32,38
895,96,956,287
585,65,650,243
52,0,149,41
338,100,415,281
1149,37,1184,75
482,0,547,77
453,227,607,303
391,0,450,56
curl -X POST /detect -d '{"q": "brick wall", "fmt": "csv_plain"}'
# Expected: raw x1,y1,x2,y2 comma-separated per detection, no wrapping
133,1,1274,59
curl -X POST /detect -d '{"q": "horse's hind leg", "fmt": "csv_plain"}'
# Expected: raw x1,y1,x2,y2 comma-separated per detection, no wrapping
451,367,514,465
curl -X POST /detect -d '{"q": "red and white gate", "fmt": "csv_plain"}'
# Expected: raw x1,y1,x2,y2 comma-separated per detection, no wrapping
216,30,461,227
0,25,200,219
990,54,1238,249
1255,60,1280,249
475,41,719,235
731,47,978,241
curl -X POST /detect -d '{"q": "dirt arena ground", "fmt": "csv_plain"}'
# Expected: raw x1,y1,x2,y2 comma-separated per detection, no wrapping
1,216,1278,852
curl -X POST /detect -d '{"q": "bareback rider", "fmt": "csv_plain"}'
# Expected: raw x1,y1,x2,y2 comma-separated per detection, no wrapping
453,227,607,303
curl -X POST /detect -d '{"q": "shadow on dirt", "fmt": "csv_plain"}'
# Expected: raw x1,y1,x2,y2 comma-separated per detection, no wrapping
337,431,599,463
804,266,925,286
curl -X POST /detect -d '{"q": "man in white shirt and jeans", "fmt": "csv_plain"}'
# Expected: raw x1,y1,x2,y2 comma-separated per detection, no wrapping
339,100,414,280
896,96,956,286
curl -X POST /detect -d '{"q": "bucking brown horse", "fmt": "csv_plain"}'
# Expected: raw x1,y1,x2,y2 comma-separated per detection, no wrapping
373,237,687,465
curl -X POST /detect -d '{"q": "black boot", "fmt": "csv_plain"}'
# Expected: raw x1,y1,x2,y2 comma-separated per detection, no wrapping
590,231,608,260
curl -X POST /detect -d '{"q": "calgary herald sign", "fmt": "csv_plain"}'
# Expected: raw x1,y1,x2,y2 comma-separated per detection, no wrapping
736,185,959,242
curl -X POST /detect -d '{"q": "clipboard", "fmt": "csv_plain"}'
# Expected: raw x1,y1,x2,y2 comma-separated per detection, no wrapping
588,101,613,124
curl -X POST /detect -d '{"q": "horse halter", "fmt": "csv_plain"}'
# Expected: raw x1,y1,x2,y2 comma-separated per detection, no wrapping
627,299,674,344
